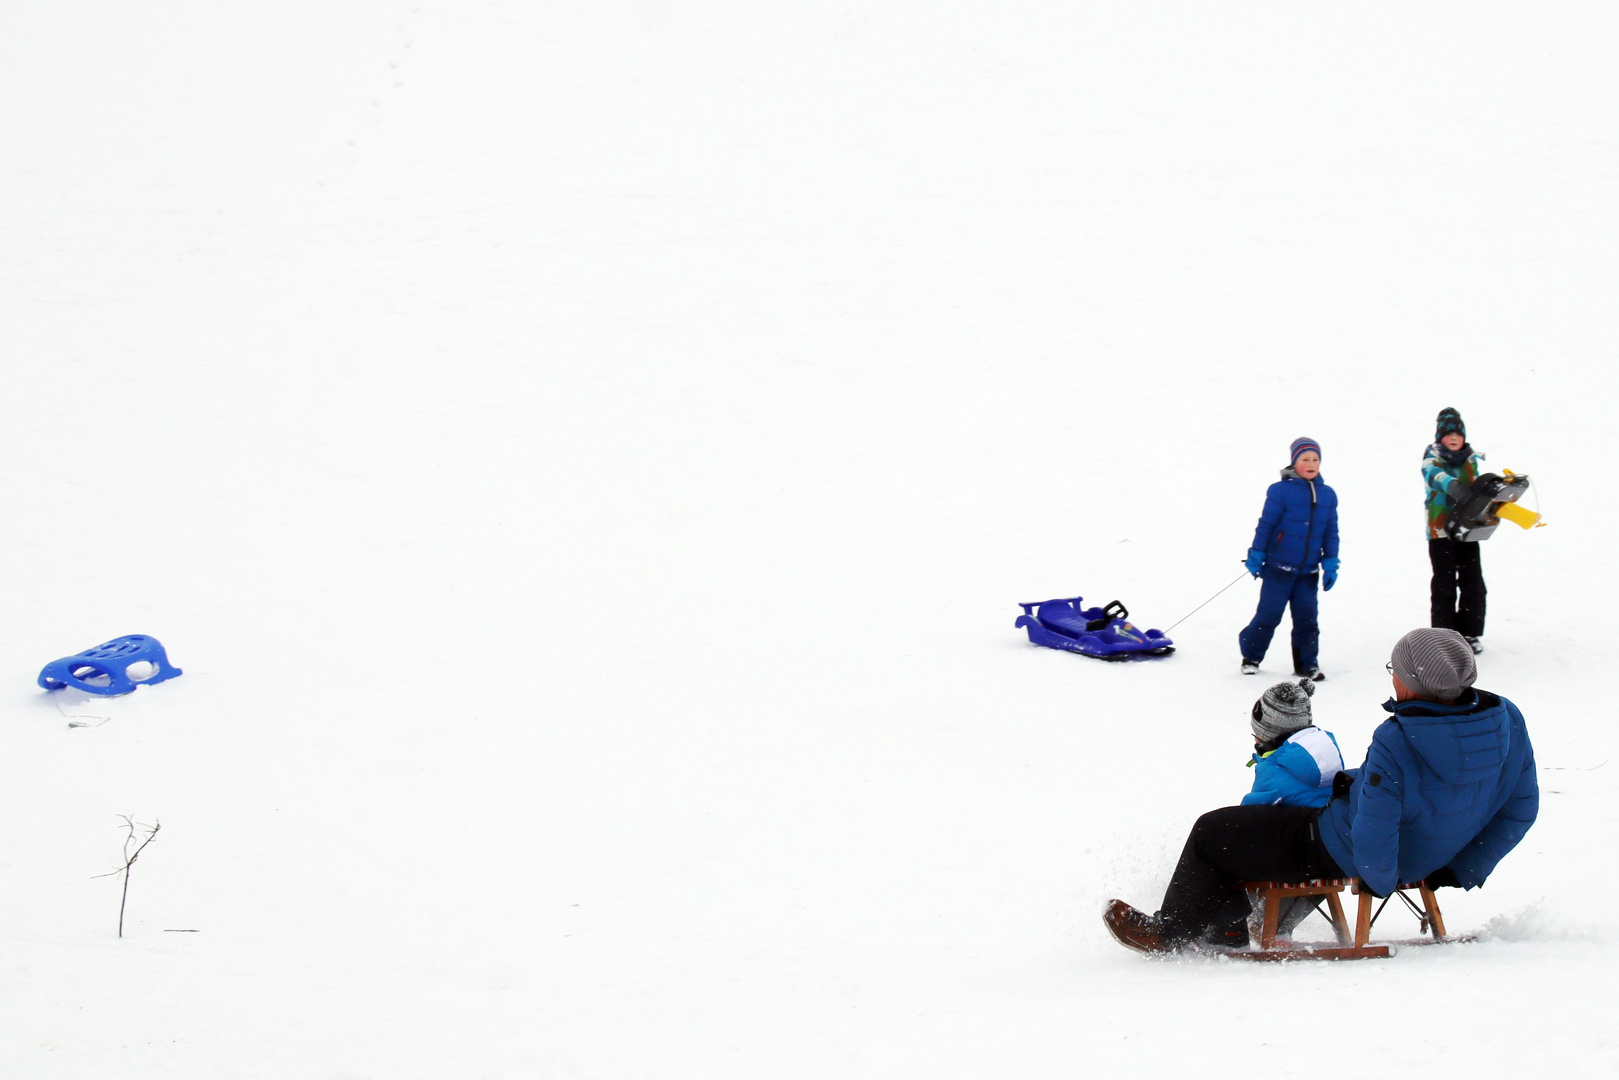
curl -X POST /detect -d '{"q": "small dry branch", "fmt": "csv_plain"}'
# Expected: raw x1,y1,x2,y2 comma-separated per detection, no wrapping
93,815,161,938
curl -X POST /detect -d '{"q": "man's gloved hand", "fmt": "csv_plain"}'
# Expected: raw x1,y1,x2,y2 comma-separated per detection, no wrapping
1424,867,1462,890
1321,556,1340,592
1446,479,1469,501
1244,549,1266,578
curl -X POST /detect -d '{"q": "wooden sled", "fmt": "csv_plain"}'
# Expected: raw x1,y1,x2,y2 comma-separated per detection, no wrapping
1223,877,1468,962
1351,879,1477,948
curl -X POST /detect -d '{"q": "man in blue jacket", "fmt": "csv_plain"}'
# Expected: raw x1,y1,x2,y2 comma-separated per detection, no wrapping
1104,628,1538,953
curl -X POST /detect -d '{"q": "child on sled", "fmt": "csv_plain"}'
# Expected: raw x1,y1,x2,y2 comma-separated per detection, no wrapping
1203,678,1346,947
1244,678,1343,809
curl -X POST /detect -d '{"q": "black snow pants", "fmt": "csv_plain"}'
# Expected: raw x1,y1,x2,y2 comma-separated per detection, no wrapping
1429,538,1486,638
1155,805,1344,944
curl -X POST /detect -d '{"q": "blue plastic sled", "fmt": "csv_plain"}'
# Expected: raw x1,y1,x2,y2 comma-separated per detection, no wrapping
39,635,183,696
1015,597,1174,660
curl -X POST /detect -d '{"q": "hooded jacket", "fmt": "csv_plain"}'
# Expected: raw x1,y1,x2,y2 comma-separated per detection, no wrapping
1250,469,1339,575
1318,689,1537,897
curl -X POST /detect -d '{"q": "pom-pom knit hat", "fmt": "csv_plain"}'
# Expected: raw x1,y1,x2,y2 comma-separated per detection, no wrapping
1289,437,1322,466
1390,628,1477,703
1251,678,1316,742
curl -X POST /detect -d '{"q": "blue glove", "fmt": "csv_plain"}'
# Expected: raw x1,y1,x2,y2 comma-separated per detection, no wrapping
1244,549,1265,577
1321,556,1339,591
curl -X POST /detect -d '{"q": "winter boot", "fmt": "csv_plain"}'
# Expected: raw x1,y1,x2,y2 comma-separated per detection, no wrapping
1103,900,1176,954
1241,659,1260,675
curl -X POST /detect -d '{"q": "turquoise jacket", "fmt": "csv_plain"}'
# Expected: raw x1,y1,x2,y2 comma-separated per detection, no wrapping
1242,726,1344,808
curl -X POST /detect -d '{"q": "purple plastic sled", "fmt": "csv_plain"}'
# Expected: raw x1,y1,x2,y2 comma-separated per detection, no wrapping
1015,597,1174,660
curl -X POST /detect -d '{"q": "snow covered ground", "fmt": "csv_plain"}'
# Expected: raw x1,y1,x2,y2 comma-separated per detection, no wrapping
3,2,1617,1076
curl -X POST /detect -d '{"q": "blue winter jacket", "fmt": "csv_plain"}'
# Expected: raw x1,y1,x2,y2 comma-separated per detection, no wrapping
1243,727,1345,808
1318,690,1538,897
1250,469,1340,575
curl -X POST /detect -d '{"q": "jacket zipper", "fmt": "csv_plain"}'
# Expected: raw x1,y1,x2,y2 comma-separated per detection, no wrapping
1305,479,1318,572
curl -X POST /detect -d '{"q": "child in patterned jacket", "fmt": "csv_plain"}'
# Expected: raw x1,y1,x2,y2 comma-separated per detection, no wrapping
1423,407,1488,654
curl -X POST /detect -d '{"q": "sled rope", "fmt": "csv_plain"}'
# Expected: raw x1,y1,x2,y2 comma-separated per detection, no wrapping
1163,570,1251,633
1364,888,1432,935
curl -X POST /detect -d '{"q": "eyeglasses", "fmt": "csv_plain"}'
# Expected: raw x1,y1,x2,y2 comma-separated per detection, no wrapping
1386,661,1395,674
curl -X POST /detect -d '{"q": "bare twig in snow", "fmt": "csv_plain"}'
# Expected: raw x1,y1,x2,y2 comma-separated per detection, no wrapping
93,816,161,938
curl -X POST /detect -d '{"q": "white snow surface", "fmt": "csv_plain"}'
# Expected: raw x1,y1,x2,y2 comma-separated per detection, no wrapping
3,3,1617,1076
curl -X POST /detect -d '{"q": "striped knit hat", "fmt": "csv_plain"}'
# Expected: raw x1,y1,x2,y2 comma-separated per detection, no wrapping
1390,628,1477,702
1251,678,1316,742
1289,437,1321,466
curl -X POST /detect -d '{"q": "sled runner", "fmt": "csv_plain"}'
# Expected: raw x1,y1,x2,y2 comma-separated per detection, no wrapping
1224,877,1471,962
1015,597,1173,660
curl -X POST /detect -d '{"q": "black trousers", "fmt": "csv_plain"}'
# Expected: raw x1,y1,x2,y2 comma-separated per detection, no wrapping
1429,538,1486,638
1154,805,1344,943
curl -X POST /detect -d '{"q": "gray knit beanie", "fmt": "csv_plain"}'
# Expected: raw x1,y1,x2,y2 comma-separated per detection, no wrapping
1390,628,1477,702
1251,678,1316,742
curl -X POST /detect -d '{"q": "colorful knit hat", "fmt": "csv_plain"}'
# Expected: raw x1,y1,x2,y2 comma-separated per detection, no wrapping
1436,408,1466,441
1289,437,1321,466
1251,678,1316,742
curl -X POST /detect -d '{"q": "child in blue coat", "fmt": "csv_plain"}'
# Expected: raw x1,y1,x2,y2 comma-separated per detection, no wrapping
1243,678,1344,807
1205,678,1346,947
1240,437,1340,679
